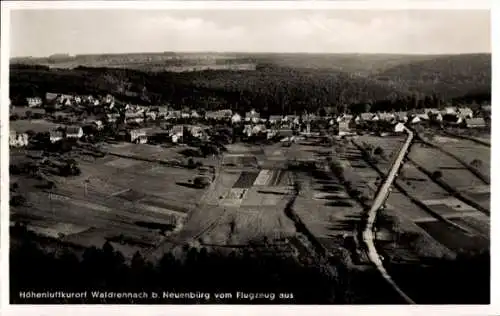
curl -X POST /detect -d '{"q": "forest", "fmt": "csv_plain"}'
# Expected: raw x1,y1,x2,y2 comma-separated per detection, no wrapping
9,53,491,116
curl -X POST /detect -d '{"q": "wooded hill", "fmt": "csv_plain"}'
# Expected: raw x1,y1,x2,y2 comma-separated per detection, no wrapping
9,53,491,115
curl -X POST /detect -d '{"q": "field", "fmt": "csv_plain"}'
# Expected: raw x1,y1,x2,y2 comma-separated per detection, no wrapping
346,134,489,260
10,119,60,133
436,137,490,180
289,142,365,260
355,135,406,174
10,143,211,259
145,143,299,260
409,143,486,188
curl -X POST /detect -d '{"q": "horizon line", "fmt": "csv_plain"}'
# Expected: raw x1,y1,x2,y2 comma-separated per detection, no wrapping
10,51,493,60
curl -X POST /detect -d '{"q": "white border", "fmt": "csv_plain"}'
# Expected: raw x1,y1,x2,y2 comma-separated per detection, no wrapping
0,0,493,10
0,1,497,315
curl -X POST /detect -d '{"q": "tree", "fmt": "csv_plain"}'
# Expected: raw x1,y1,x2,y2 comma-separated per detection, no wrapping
193,176,211,188
470,159,483,169
432,170,443,179
25,130,36,138
374,146,384,156
25,110,33,119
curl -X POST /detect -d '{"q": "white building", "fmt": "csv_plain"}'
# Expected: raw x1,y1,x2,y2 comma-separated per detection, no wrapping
26,97,43,108
245,109,260,124
65,126,84,139
50,130,64,143
393,122,405,133
231,113,242,124
129,129,147,143
9,130,29,147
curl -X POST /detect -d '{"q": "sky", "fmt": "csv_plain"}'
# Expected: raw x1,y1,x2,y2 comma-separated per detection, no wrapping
10,9,491,57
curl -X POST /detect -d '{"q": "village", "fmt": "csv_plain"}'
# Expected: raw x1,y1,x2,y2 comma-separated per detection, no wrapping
9,92,492,149
9,90,492,305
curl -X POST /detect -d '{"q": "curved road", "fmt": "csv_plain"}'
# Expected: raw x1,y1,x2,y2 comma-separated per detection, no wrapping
361,126,416,304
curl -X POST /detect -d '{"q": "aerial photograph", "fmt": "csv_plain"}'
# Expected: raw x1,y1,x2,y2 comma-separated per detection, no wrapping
8,8,491,304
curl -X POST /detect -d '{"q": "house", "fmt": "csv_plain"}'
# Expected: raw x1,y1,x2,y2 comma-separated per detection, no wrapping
243,124,253,137
65,126,84,139
231,113,242,124
444,107,457,115
277,129,294,138
442,113,463,125
188,125,204,138
49,130,64,143
425,108,440,115
9,130,29,147
166,110,182,120
458,107,474,119
428,112,443,122
93,120,104,130
136,135,148,144
465,117,486,128
26,97,43,108
394,111,408,122
181,112,191,119
190,111,200,119
355,112,375,122
170,125,184,143
409,116,422,124
46,92,59,103
336,114,353,123
301,113,317,122
283,115,299,123
338,121,350,136
268,115,283,124
106,113,120,123
104,94,114,104
378,112,395,122
393,122,405,133
205,109,232,120
245,109,260,123
128,129,147,143
252,124,267,135
145,111,157,121
156,106,169,118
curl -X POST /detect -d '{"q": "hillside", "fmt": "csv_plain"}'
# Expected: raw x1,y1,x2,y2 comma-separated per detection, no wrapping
11,52,436,75
9,53,491,114
9,64,406,114
370,54,491,99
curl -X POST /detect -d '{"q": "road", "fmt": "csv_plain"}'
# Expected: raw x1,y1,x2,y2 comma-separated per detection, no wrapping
361,126,416,304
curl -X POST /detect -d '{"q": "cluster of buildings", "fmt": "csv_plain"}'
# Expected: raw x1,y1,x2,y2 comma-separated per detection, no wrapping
9,126,84,148
14,92,490,148
26,93,115,109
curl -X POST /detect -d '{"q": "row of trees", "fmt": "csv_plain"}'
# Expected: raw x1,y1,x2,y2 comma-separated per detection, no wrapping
11,225,340,304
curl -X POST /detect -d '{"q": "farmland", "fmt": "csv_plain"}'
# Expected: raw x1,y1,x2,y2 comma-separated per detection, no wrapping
9,129,490,303
344,133,490,303
10,142,212,260
10,119,61,133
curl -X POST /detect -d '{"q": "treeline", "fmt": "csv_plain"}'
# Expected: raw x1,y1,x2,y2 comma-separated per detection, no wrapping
10,225,340,304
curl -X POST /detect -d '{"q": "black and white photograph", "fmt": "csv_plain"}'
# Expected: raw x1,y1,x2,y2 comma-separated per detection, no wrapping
1,0,496,309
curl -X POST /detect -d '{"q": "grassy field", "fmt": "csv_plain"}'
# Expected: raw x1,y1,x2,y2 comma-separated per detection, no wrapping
355,135,406,174
409,143,486,189
10,144,210,259
10,119,61,133
437,138,490,180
